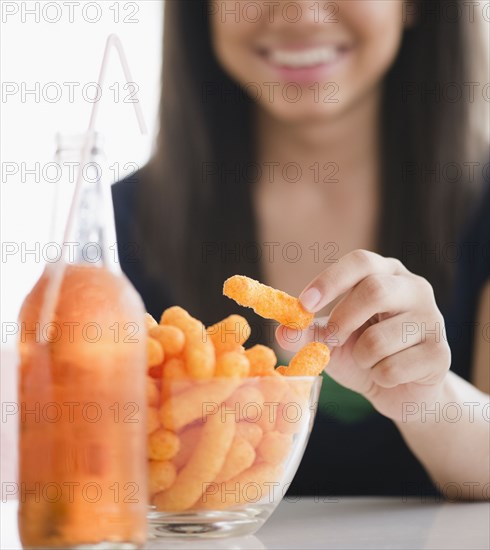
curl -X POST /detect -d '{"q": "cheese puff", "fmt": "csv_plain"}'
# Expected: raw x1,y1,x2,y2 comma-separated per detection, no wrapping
160,379,239,431
256,431,293,465
224,385,264,422
245,345,277,376
160,305,187,325
226,383,276,433
197,463,282,510
275,366,288,375
153,405,236,511
161,306,215,379
207,315,251,353
258,373,288,404
147,407,160,434
223,275,313,329
145,313,158,330
162,385,193,406
148,428,180,461
215,351,250,377
150,325,185,357
147,337,164,367
284,342,330,376
162,357,187,379
281,378,316,416
236,421,263,448
172,423,203,471
275,401,305,435
215,437,256,483
148,364,163,379
149,460,177,496
257,408,277,433
161,357,192,398
147,376,160,407
243,375,287,433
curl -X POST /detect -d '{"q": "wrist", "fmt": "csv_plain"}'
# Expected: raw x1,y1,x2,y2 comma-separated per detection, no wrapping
394,372,453,430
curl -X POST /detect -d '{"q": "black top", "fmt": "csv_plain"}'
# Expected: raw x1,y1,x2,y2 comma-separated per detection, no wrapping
112,174,490,497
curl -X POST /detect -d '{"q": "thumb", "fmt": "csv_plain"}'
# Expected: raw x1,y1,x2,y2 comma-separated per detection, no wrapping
275,316,339,352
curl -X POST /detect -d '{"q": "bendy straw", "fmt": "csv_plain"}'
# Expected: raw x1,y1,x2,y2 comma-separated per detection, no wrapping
39,34,148,334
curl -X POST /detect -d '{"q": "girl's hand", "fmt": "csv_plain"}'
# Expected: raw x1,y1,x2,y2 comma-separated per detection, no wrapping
276,250,451,421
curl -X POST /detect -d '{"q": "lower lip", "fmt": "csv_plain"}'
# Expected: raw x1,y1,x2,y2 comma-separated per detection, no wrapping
260,50,350,83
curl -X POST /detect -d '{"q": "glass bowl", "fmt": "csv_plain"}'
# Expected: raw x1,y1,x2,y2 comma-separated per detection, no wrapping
146,375,322,538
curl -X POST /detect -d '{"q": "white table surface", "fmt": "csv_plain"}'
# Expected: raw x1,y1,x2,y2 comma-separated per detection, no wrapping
2,497,489,549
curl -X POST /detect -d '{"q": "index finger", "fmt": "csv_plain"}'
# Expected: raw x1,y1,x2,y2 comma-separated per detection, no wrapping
299,250,406,313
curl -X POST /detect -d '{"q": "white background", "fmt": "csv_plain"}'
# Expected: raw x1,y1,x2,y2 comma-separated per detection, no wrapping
1,0,164,345
0,0,164,496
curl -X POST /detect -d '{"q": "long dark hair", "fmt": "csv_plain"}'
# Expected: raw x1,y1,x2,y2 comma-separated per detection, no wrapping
138,0,487,326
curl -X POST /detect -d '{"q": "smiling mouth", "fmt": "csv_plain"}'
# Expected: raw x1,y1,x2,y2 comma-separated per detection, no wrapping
263,46,349,69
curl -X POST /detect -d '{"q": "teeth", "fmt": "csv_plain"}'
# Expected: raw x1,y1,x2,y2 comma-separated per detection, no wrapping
269,47,338,68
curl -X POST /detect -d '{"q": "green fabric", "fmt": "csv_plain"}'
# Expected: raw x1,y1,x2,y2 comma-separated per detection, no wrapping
318,372,374,423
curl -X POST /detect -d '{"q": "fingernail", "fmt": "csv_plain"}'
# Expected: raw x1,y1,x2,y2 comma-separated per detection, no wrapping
275,326,284,338
299,288,321,312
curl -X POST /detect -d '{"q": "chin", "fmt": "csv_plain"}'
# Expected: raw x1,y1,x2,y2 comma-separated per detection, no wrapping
258,100,348,125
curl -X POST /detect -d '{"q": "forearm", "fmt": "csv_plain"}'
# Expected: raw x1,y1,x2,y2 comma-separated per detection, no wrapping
394,371,490,501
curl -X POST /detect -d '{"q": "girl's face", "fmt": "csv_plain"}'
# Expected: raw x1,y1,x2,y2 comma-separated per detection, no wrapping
210,0,409,122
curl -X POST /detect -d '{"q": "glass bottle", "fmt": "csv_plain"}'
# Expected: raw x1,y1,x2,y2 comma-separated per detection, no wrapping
17,133,148,548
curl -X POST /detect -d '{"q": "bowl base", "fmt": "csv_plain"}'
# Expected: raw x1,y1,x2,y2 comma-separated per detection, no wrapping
148,507,269,539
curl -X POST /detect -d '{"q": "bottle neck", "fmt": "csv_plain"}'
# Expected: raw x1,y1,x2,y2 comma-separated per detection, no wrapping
56,133,121,273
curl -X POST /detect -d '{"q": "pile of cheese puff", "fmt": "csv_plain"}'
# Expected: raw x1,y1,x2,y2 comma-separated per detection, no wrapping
144,275,330,512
